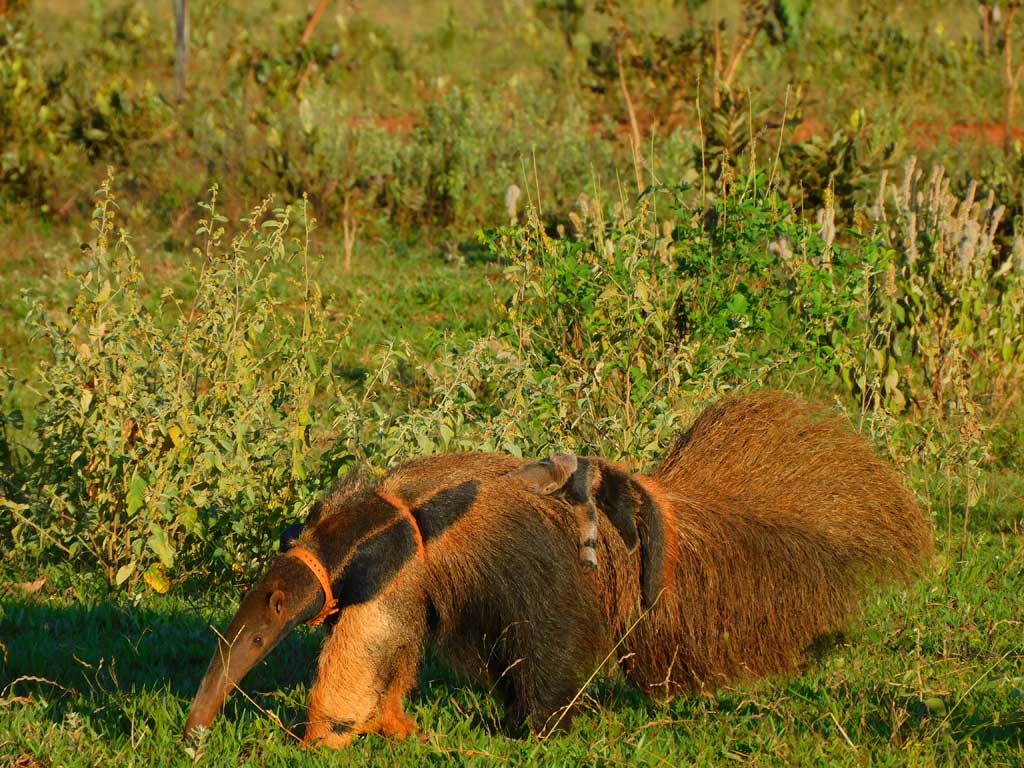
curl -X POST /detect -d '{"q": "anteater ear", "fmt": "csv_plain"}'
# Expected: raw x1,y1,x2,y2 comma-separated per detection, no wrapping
507,453,579,494
268,589,286,618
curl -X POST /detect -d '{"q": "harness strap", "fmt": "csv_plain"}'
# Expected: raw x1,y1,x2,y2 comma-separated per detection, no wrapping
377,491,425,558
287,546,339,626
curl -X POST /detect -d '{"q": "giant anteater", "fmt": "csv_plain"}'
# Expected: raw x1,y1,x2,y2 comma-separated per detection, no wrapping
185,392,931,747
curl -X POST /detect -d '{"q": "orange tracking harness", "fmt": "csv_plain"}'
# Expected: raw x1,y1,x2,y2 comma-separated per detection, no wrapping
285,492,422,626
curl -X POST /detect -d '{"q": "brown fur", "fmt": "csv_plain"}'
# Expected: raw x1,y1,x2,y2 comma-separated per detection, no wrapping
615,392,933,694
185,392,932,745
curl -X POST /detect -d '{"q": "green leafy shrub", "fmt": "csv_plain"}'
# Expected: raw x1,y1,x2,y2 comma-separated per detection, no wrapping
374,188,753,466
1,13,173,214
0,354,23,534
376,164,1024,467
0,17,88,210
863,158,1024,413
15,175,352,589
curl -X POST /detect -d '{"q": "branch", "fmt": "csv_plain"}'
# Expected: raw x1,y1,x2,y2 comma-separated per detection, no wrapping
301,0,333,47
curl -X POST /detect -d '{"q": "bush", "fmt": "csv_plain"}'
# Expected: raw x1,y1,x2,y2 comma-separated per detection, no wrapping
13,174,353,589
375,163,1024,468
0,354,23,533
864,158,1024,413
0,17,88,210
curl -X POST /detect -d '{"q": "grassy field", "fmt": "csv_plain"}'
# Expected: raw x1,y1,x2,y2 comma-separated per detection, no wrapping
2,497,1022,766
2,0,1024,764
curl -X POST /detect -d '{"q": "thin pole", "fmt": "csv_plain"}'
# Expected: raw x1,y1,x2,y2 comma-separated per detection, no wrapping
174,0,188,100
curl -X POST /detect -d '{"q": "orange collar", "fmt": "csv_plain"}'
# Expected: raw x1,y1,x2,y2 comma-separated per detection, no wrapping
287,546,339,626
287,492,424,627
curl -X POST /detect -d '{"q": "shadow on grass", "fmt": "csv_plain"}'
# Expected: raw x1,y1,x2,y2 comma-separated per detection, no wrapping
2,594,1021,752
0,594,469,742
784,676,1024,751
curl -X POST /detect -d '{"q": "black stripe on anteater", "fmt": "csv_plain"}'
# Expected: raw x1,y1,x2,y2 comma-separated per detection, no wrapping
336,518,418,608
412,480,479,542
636,487,666,607
568,458,593,504
594,464,641,553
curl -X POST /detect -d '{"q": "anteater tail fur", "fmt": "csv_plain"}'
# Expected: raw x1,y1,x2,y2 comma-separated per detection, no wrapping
614,391,932,695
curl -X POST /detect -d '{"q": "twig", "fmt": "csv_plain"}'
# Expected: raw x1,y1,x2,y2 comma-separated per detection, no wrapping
829,710,857,751
301,0,332,47
173,0,188,101
1003,5,1024,156
616,44,644,194
2,675,70,698
713,1,770,108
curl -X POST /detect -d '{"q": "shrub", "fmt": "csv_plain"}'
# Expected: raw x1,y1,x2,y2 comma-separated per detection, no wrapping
864,158,1024,414
375,163,1024,468
0,17,88,210
0,354,23,535
14,174,352,589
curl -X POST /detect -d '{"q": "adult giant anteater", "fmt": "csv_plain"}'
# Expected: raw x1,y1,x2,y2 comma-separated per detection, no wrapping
185,392,931,747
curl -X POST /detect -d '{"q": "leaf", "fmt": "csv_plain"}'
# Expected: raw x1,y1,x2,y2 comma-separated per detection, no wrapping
115,562,135,586
147,523,175,568
143,563,170,594
922,696,947,716
168,424,183,448
18,577,47,594
727,293,749,315
126,472,148,516
298,97,315,134
93,280,112,303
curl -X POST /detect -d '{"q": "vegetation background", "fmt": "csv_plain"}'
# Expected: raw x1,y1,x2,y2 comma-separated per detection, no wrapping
1,0,1022,764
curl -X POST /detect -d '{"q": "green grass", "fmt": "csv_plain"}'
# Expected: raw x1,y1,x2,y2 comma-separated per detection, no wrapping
3,479,1022,766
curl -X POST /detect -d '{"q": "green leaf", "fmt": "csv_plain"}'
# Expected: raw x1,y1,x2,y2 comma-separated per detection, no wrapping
126,472,148,516
727,293,749,315
147,523,175,568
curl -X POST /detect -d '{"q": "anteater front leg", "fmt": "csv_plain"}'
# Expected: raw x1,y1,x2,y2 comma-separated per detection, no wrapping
304,590,425,748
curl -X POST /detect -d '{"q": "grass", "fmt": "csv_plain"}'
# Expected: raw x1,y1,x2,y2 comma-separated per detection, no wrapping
2,468,1022,766
0,512,1019,768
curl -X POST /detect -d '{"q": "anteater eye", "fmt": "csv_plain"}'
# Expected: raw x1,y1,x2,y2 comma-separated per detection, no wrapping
253,634,263,647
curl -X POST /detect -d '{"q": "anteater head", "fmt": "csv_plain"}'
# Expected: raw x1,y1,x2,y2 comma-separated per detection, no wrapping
184,483,421,739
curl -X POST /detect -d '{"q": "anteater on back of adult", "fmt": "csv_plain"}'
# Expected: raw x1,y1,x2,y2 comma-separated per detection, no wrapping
184,391,932,748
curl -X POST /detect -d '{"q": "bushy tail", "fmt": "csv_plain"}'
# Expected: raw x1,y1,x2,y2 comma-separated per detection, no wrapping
619,392,932,695
657,391,932,581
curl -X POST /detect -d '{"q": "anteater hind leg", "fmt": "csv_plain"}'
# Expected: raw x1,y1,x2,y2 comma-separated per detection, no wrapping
304,592,425,748
490,628,591,737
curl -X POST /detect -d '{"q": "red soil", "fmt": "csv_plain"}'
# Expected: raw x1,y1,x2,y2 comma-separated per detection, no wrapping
348,109,1024,150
